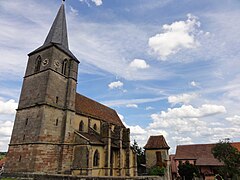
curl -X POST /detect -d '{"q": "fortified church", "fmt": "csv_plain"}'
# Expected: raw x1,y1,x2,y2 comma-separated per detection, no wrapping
5,1,137,176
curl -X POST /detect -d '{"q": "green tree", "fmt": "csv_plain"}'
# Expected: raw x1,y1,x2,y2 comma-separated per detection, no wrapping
149,166,165,176
0,152,6,160
131,140,145,165
178,161,200,180
212,140,240,178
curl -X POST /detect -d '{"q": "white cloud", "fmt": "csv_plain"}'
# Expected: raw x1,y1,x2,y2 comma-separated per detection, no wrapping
0,120,14,151
0,99,18,114
149,104,226,129
190,81,199,87
108,81,123,89
161,104,225,119
172,136,192,145
117,113,124,121
226,115,240,125
79,0,103,6
148,14,200,60
145,106,154,110
0,121,14,137
92,0,103,6
168,93,198,105
70,6,79,16
129,59,150,69
126,104,138,108
128,125,147,135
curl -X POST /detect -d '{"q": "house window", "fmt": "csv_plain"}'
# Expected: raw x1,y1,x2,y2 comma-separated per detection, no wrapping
23,134,25,141
35,55,42,73
62,59,68,75
93,150,99,167
55,119,58,126
19,155,22,162
79,121,84,131
93,123,97,131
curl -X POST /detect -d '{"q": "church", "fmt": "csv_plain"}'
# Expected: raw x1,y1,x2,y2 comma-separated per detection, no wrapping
5,1,137,176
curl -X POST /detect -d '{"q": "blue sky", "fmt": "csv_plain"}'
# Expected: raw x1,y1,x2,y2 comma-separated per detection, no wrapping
1,0,240,153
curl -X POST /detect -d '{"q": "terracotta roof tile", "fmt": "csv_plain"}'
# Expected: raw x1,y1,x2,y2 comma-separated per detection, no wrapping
175,142,240,166
231,142,240,151
75,93,124,127
144,135,170,149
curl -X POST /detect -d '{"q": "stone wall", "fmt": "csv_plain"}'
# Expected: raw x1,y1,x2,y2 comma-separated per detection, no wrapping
3,173,165,180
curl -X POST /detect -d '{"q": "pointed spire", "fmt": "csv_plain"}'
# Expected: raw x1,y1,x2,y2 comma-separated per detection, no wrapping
29,2,79,62
44,3,68,50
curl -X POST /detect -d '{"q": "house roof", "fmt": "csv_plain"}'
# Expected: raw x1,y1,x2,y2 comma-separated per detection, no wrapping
175,142,240,166
144,135,170,149
75,93,125,127
231,142,240,151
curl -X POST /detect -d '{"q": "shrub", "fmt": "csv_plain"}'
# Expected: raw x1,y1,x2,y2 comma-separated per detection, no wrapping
149,166,165,176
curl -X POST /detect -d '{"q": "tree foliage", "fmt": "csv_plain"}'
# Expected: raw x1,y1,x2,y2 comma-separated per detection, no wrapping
212,140,240,177
149,166,165,176
178,161,200,180
131,140,145,165
0,152,6,160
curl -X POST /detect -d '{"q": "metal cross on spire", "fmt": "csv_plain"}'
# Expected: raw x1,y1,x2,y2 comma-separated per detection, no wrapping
62,0,65,4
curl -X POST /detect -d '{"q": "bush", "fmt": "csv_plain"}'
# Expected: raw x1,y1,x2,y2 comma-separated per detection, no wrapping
149,166,165,176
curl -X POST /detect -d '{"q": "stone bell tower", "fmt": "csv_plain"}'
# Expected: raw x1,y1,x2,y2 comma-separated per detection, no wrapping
5,1,79,174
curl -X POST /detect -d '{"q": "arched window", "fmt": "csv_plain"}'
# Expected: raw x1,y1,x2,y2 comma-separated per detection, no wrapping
62,59,68,75
93,150,99,167
93,123,97,131
79,121,84,131
35,55,42,72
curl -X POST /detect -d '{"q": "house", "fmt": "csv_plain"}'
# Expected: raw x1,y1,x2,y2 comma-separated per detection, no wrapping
4,1,136,176
173,142,240,179
169,155,177,180
144,135,171,179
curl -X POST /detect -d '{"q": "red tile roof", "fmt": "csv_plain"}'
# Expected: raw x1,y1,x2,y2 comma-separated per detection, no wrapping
144,135,170,149
231,142,240,151
175,142,240,166
75,93,124,127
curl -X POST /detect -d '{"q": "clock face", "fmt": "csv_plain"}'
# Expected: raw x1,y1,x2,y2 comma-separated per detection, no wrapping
42,58,49,66
54,60,60,68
